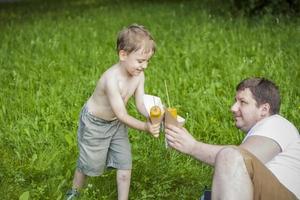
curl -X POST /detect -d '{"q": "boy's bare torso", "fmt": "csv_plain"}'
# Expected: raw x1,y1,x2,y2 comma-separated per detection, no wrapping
86,64,142,121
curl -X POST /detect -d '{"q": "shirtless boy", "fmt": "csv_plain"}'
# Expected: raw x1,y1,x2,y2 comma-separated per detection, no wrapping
66,24,160,200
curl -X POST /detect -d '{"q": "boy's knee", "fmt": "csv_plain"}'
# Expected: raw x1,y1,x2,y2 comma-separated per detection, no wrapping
117,170,131,182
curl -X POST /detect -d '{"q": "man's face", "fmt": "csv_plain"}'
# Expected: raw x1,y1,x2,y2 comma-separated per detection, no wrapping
120,48,153,76
231,88,265,133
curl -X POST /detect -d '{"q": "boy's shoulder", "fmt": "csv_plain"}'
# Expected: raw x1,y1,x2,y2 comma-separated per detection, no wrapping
103,64,118,75
101,64,144,89
101,64,118,80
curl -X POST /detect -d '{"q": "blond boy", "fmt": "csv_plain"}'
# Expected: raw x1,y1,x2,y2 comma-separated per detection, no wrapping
66,24,160,200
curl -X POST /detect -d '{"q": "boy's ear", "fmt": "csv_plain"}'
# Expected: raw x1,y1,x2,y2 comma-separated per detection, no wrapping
119,50,128,61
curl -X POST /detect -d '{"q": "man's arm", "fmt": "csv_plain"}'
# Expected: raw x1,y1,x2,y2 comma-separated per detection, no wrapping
239,135,281,163
165,124,282,166
134,73,149,118
165,124,228,166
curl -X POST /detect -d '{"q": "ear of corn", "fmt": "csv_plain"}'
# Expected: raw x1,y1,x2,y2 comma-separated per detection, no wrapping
150,106,161,118
167,108,177,118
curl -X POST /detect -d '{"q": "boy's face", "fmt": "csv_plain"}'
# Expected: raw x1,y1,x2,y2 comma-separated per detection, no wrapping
119,48,153,76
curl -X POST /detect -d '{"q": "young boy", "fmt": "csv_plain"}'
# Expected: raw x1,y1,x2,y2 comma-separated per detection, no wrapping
66,24,160,200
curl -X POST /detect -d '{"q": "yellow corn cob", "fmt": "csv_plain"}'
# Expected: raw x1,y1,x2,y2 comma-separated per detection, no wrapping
167,108,177,118
150,106,161,138
150,106,161,118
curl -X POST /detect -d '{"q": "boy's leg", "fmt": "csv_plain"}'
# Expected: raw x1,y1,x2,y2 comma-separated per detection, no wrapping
72,169,87,189
66,170,86,199
117,169,131,200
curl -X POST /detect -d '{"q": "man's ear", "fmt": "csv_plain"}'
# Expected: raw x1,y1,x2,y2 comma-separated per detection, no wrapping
119,50,127,61
261,103,271,117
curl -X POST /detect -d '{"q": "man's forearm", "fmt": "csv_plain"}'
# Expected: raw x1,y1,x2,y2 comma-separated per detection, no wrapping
190,142,227,166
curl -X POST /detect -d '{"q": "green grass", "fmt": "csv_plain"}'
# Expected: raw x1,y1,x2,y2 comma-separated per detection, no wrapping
0,0,299,199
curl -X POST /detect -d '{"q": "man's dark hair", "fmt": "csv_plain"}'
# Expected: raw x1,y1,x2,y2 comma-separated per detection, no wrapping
236,77,281,115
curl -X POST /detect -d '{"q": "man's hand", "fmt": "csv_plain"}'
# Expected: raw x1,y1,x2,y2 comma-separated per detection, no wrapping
145,121,160,137
165,124,197,155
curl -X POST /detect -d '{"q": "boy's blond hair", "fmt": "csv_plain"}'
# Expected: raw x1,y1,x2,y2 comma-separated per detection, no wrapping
117,24,156,54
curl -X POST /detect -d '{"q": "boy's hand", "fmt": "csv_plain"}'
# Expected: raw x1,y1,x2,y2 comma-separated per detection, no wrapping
145,121,160,137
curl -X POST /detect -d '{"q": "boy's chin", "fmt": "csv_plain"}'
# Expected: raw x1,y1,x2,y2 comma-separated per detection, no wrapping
131,71,142,76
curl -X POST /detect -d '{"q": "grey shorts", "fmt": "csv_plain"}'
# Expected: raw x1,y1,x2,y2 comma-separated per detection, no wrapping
76,105,132,176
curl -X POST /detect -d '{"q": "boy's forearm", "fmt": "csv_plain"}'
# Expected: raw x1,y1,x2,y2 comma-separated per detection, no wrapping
118,113,148,132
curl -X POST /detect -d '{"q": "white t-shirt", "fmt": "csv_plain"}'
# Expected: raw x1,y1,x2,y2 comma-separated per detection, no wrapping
244,115,300,198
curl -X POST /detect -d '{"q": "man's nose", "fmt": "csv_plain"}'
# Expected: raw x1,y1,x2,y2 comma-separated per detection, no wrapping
231,102,238,113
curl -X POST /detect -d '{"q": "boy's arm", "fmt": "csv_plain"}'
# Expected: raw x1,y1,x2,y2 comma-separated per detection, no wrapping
105,77,148,132
134,73,149,118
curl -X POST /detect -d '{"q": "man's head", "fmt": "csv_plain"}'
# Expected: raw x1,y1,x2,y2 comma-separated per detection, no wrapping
231,77,281,132
117,24,156,76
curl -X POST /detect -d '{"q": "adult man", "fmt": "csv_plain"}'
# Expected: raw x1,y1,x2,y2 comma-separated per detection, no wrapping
165,77,300,200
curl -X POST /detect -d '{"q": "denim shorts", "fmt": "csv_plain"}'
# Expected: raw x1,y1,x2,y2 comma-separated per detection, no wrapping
76,105,132,176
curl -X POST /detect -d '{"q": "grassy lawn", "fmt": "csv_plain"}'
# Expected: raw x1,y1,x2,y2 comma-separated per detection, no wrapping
0,0,299,199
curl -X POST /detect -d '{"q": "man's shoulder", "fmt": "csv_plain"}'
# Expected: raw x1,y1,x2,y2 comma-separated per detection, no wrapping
257,114,288,125
251,114,299,136
263,115,295,128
